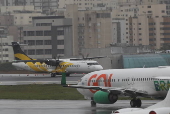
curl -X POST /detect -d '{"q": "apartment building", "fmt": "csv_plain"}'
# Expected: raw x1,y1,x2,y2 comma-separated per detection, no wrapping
158,0,170,15
0,27,14,63
59,0,112,10
111,3,168,49
23,16,73,59
64,4,112,56
0,0,58,14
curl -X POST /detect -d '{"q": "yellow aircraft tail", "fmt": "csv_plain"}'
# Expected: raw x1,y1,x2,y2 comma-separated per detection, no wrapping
11,42,33,60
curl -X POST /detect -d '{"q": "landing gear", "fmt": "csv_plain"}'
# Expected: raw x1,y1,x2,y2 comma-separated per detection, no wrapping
51,73,56,77
130,98,142,107
91,101,96,107
91,98,96,107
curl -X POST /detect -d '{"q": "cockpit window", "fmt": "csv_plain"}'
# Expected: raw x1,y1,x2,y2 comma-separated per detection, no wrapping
87,63,99,65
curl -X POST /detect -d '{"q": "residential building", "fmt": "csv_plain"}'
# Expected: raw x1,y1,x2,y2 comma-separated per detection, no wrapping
0,0,58,14
65,4,112,56
23,16,73,59
0,27,14,63
111,3,168,49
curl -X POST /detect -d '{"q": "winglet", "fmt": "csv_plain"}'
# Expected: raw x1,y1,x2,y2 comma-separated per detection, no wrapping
61,72,66,85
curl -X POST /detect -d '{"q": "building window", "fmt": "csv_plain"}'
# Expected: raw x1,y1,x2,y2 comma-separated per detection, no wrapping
36,23,41,26
36,31,43,36
57,30,64,35
44,31,51,36
41,23,51,26
45,49,52,54
27,31,35,36
57,40,64,45
28,49,35,55
36,40,43,45
148,11,152,13
28,40,35,45
36,49,44,55
44,40,51,45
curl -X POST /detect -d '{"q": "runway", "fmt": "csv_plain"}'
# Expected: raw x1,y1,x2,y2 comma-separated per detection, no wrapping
0,100,160,114
0,74,83,85
0,74,162,114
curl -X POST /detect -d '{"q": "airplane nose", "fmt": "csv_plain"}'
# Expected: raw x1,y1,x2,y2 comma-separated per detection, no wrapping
98,65,103,70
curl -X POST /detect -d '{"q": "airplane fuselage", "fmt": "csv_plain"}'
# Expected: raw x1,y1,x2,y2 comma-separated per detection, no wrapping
12,59,103,74
77,66,170,99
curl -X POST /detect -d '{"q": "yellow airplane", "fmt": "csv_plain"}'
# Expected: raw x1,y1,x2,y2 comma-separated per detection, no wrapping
11,42,104,77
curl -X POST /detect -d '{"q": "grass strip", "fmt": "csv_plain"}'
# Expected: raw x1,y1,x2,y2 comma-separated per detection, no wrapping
0,84,84,100
0,84,157,100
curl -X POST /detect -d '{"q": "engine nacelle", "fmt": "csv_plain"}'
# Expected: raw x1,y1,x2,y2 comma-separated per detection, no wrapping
45,60,60,66
93,91,118,104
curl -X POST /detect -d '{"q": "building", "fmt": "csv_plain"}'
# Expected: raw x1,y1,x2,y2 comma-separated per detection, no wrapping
64,4,113,56
23,16,73,59
0,0,58,14
0,27,14,63
111,3,169,49
58,0,113,10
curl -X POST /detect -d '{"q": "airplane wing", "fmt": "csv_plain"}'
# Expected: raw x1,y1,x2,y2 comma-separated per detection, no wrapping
69,56,107,60
85,56,107,60
64,85,148,97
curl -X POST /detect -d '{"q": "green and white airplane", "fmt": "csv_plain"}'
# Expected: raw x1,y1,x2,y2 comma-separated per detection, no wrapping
63,66,170,107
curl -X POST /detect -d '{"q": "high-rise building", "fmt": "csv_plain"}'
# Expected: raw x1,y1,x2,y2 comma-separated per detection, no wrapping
0,0,59,14
23,16,73,59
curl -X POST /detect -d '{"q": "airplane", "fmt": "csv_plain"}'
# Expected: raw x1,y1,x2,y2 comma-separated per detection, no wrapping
112,88,170,114
62,66,170,107
11,42,104,77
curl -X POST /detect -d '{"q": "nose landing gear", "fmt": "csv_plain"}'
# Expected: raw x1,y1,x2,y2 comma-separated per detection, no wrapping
51,73,56,77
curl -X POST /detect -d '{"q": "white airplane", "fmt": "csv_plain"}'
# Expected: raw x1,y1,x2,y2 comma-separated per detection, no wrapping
112,88,170,114
11,42,103,77
63,66,170,107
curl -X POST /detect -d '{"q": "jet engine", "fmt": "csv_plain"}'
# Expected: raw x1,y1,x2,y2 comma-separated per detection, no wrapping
93,91,118,104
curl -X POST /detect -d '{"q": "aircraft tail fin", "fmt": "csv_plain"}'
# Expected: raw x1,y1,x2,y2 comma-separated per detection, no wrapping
147,88,170,109
11,42,33,60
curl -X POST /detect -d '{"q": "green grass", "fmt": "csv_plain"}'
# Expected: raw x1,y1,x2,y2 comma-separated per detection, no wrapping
0,84,84,100
0,84,156,100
